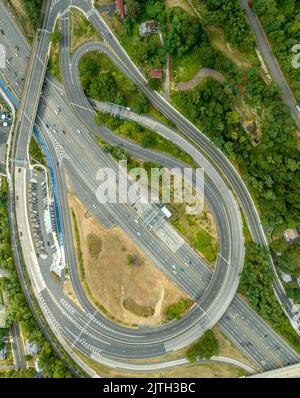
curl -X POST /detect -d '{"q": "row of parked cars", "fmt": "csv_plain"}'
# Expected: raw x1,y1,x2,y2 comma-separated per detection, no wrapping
28,176,48,259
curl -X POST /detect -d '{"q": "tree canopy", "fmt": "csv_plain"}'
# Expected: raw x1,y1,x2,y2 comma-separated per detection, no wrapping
204,0,255,51
239,242,300,351
166,8,207,57
252,0,300,101
186,330,219,362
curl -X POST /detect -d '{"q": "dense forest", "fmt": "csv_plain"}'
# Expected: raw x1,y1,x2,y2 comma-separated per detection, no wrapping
239,243,300,351
173,69,300,232
186,330,219,362
270,237,300,278
83,0,300,252
8,0,42,29
79,52,149,114
78,1,300,272
120,0,167,72
204,0,255,51
252,0,300,101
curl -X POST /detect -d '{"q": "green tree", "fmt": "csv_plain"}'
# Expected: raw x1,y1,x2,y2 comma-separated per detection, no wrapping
49,31,61,45
204,0,255,51
132,91,149,114
165,298,193,320
140,132,156,148
166,7,206,57
88,74,124,104
286,288,300,303
126,0,142,21
186,330,219,362
238,242,300,351
23,0,42,29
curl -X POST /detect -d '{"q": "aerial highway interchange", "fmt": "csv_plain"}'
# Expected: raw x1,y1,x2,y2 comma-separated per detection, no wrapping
0,0,300,377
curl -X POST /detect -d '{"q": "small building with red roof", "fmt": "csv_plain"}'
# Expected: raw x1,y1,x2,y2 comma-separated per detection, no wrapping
149,69,163,79
116,0,125,21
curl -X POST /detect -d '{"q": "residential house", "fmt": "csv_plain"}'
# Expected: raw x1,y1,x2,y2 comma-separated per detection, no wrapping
149,69,163,79
0,304,6,328
25,341,40,356
0,345,7,360
139,20,157,36
283,228,300,244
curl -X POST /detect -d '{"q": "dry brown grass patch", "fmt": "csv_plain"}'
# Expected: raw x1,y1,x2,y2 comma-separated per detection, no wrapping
68,190,189,326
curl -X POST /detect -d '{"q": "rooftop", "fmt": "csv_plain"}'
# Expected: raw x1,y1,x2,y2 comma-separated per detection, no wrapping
25,340,40,356
139,20,157,36
0,305,6,328
284,228,300,243
149,69,163,79
116,0,125,20
0,346,7,360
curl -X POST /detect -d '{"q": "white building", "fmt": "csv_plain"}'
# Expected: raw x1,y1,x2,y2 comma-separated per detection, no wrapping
0,345,7,360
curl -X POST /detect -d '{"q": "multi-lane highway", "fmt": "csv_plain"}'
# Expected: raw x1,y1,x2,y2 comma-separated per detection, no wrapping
249,363,300,378
38,76,300,369
9,0,248,362
85,5,300,336
60,10,246,334
1,0,300,376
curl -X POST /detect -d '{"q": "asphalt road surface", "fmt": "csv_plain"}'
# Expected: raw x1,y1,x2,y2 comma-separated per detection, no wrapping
10,322,26,370
240,0,300,130
1,0,299,375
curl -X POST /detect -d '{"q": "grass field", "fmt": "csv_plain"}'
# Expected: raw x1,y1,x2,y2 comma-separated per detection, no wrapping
172,47,204,84
170,203,218,265
29,136,46,166
48,22,61,82
70,8,100,53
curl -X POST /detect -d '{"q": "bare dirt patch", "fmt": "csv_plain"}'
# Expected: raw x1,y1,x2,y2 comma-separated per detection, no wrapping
208,27,253,72
68,191,189,326
166,0,195,15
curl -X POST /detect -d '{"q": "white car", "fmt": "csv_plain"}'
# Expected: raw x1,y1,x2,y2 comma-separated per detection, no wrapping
76,128,81,134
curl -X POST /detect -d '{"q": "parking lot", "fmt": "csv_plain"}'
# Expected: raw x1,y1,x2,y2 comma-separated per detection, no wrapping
0,109,12,174
28,168,56,261
27,166,65,281
0,125,9,173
